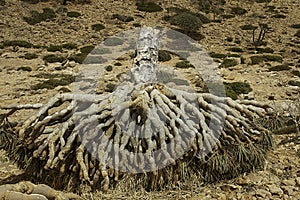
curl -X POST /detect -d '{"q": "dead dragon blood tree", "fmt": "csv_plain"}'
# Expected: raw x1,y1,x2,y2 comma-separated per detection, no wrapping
0,28,273,194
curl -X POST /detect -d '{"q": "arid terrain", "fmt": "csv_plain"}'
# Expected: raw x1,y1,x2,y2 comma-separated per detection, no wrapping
0,0,299,199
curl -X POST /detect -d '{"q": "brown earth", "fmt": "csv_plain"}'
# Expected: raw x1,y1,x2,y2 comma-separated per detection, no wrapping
0,0,300,199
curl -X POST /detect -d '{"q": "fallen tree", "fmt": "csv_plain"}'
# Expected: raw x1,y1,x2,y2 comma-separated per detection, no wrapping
0,28,273,196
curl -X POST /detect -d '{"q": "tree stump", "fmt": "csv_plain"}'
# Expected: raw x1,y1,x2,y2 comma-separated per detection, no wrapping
0,28,273,193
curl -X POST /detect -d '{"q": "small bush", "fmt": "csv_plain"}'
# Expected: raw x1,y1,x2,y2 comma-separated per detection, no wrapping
24,8,56,25
210,52,227,59
32,74,75,90
21,0,39,4
271,14,286,19
250,55,283,64
105,83,116,92
22,53,38,60
230,7,247,15
114,62,122,66
61,43,77,50
169,12,203,33
43,54,65,63
112,14,134,22
255,0,272,3
291,70,300,77
3,40,33,48
105,65,113,71
67,11,81,18
268,64,291,71
227,54,241,58
226,37,233,42
158,50,172,62
103,38,123,46
256,47,274,53
136,1,163,12
175,60,194,68
220,59,238,68
295,30,300,38
17,66,32,71
227,47,244,52
91,23,105,31
80,45,95,54
291,24,300,29
225,82,252,100
47,45,63,52
288,80,300,87
240,24,257,30
221,14,235,19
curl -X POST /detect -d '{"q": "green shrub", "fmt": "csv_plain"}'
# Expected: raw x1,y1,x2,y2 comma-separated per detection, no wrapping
21,0,39,4
226,37,233,42
230,7,247,15
227,47,244,52
114,62,122,66
291,70,300,77
210,52,227,59
250,55,283,64
105,65,113,71
136,1,163,12
103,38,123,46
221,14,235,19
32,74,75,90
225,82,252,100
112,14,134,22
158,50,172,62
24,7,56,25
61,43,77,50
175,60,194,68
67,11,81,18
240,24,257,30
291,24,300,29
169,12,203,33
295,30,300,38
91,23,105,31
17,66,32,71
43,54,65,63
272,14,286,18
227,54,241,58
256,47,274,53
47,45,63,52
268,64,291,71
3,40,33,48
288,80,300,87
255,0,272,3
105,83,116,92
220,59,238,68
22,53,38,60
80,45,95,54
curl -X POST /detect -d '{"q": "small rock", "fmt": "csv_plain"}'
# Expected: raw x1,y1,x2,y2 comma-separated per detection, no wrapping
281,186,294,196
256,189,271,198
282,179,296,186
268,184,284,195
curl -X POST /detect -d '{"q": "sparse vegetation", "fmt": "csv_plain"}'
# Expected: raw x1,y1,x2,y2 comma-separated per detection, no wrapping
3,40,33,48
240,24,257,30
47,45,63,52
288,80,300,87
272,13,286,18
291,24,300,29
230,6,247,15
43,54,65,63
69,53,87,64
105,65,113,71
21,53,38,60
295,30,300,38
112,14,134,22
67,11,81,18
158,50,172,62
105,83,116,92
220,58,239,68
210,52,227,59
24,8,56,25
136,1,163,12
268,64,291,71
80,45,95,54
225,82,252,100
91,23,105,31
17,66,32,72
291,70,300,77
227,47,244,52
175,60,195,68
169,13,203,33
256,47,274,53
250,54,283,64
31,74,75,90
252,23,270,48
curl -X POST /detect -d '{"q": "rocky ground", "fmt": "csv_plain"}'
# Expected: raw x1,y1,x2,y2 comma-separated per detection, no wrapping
0,0,299,199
